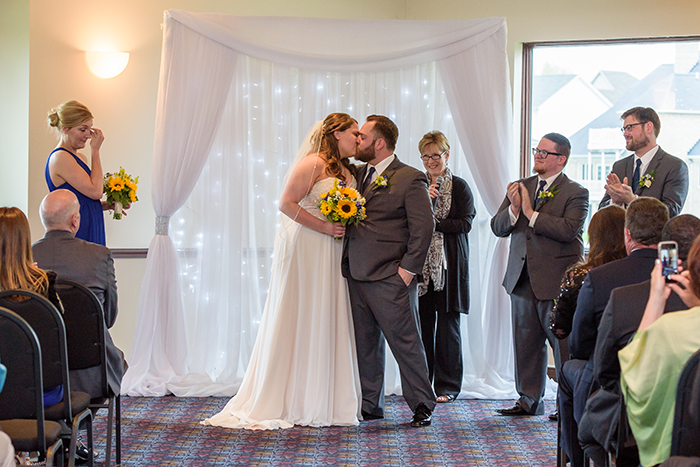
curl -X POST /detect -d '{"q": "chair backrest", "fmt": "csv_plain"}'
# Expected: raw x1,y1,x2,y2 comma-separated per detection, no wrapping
0,290,73,419
671,348,700,457
0,306,48,453
54,278,109,395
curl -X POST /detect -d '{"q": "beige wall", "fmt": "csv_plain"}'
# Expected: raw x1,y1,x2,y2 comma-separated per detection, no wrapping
7,0,700,358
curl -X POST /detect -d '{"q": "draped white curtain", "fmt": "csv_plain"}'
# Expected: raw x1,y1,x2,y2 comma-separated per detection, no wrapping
122,10,525,398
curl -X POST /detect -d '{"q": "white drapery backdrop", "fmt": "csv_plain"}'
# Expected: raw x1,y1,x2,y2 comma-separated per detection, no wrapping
122,10,528,398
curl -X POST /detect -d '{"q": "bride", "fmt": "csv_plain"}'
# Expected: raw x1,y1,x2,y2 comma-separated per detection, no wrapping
202,113,363,429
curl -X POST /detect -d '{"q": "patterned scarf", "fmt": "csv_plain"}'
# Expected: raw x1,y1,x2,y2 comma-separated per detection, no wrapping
418,168,453,297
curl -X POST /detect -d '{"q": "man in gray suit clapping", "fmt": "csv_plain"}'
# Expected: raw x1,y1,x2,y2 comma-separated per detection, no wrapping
600,106,688,217
491,133,589,416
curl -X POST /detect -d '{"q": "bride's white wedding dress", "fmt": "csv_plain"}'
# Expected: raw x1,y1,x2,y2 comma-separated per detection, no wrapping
202,177,362,430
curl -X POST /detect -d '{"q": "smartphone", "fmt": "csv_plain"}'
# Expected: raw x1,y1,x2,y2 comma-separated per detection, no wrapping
659,240,679,282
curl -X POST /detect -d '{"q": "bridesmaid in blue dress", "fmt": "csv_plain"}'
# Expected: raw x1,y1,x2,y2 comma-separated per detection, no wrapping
46,100,106,245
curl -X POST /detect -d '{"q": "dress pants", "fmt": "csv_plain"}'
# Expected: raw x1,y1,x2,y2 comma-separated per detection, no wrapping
509,269,560,415
418,280,462,397
347,274,436,416
559,358,588,467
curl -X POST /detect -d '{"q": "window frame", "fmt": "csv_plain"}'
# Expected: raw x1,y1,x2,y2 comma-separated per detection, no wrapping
519,36,700,179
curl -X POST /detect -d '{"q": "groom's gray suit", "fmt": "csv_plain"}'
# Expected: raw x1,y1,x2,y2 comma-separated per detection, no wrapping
342,156,436,416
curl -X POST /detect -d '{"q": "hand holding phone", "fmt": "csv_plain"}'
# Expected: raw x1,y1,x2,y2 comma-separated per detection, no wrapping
659,241,679,282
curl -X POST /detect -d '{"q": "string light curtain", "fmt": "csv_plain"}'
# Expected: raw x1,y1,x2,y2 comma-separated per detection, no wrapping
122,10,522,398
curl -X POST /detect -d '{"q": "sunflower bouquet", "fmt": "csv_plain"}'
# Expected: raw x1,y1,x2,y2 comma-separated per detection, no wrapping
318,179,367,227
103,167,139,220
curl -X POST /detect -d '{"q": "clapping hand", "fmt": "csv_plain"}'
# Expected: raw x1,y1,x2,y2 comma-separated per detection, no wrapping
507,182,521,216
519,183,534,221
604,173,635,205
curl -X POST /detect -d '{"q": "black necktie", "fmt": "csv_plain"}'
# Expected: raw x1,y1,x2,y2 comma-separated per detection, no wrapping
534,180,546,206
632,159,642,193
363,166,376,191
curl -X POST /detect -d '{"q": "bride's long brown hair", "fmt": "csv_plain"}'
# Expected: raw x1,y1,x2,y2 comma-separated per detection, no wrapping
0,207,48,296
311,113,357,182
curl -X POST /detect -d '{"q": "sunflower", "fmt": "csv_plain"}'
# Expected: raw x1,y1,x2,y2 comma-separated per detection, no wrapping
336,199,357,219
339,186,356,198
108,178,125,192
320,202,332,215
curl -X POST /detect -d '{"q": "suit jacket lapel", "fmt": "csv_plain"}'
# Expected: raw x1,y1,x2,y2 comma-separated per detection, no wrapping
363,156,402,201
535,172,565,212
526,176,539,209
357,164,369,194
637,149,664,194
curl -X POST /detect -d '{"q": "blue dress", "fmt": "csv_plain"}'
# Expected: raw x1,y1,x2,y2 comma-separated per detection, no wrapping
45,148,106,245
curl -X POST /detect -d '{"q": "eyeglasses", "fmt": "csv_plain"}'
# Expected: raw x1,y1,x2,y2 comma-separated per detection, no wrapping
532,148,562,159
620,122,647,133
421,150,447,161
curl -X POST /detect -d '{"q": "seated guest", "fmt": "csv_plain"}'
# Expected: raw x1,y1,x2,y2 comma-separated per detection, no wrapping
550,205,627,340
559,197,669,467
32,190,126,400
619,236,700,467
579,214,700,465
0,206,64,406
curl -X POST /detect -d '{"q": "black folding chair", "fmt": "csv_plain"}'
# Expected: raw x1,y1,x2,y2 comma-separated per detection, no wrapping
671,348,700,457
0,306,64,466
55,278,121,467
0,290,93,467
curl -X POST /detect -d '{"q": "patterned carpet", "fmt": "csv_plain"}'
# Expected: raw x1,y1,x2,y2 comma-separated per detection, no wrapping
91,396,557,466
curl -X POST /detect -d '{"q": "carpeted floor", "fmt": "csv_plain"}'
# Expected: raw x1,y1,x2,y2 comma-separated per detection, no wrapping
91,395,557,466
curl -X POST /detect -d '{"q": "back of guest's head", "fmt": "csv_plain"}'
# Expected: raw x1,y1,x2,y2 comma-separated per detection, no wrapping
585,205,628,269
418,131,450,154
625,197,669,246
40,190,81,232
0,207,47,294
621,107,661,138
661,214,700,261
542,132,571,165
687,236,700,298
47,100,93,133
366,115,398,151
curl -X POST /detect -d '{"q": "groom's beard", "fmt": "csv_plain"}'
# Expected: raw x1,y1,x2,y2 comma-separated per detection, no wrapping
356,144,376,163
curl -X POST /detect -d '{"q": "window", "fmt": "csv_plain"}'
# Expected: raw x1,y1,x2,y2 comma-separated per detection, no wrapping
524,38,700,231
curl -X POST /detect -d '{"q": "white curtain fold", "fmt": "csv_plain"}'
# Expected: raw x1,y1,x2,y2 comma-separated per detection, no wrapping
123,11,521,399
121,15,239,395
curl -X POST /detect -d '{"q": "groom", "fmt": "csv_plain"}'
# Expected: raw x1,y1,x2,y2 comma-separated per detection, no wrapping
342,114,436,427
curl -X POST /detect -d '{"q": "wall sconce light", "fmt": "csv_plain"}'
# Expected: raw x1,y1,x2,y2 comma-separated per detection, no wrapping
86,51,130,79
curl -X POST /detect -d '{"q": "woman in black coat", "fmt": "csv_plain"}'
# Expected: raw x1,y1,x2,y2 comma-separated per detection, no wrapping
417,131,476,403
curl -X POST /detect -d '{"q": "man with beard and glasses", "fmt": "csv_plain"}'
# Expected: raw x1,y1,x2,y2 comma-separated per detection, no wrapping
342,114,436,427
599,107,688,217
491,133,589,417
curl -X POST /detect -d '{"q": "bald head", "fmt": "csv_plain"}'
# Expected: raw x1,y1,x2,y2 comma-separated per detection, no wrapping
39,189,81,234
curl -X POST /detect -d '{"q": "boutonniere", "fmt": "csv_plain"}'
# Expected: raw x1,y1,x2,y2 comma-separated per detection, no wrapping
372,175,390,190
639,170,655,189
537,185,559,205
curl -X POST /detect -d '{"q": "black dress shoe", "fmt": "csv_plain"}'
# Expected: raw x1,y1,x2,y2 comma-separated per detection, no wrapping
548,411,558,421
361,410,384,421
410,403,432,427
496,403,531,416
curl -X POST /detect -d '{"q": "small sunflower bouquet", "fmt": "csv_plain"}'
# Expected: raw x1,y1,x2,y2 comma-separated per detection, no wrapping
318,179,367,227
103,167,139,220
